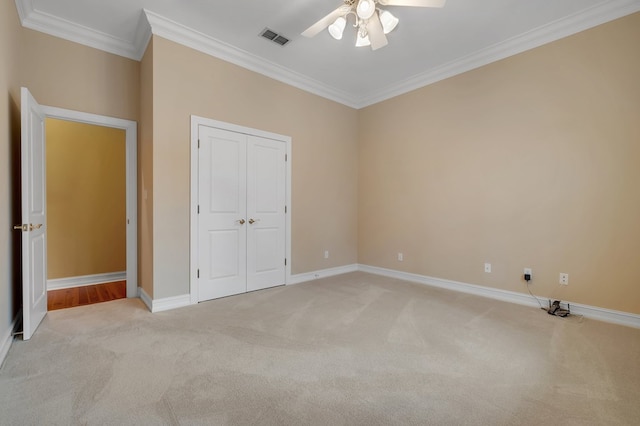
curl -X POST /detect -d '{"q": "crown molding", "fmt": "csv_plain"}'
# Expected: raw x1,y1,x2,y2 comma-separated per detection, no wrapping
14,0,640,109
15,0,142,60
13,0,30,23
133,11,153,60
142,10,357,108
356,0,640,108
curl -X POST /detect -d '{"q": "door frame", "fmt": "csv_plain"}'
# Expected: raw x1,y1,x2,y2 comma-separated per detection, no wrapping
190,116,292,304
42,106,138,298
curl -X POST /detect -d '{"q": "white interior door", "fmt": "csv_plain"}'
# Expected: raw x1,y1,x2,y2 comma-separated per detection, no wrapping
246,136,286,292
20,87,48,340
198,126,247,301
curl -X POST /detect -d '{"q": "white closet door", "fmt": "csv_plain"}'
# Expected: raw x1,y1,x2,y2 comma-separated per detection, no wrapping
198,126,247,301
246,136,286,292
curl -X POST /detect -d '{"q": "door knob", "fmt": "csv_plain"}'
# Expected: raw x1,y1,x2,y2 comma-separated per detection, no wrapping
13,224,27,231
29,224,43,231
248,218,260,224
237,219,246,225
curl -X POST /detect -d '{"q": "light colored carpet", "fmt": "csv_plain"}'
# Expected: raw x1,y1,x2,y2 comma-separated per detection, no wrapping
1,272,639,425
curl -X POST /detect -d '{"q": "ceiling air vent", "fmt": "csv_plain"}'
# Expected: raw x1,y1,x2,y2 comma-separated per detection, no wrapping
260,28,290,46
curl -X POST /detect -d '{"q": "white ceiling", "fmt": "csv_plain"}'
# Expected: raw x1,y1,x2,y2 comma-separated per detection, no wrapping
15,0,640,108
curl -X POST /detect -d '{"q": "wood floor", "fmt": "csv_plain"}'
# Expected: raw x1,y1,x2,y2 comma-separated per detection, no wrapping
47,281,126,311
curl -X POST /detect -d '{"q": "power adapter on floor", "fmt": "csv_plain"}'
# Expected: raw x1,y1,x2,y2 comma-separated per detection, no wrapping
548,300,571,317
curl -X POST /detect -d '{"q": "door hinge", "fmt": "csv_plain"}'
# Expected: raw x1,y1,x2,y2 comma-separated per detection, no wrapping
284,258,287,266
197,269,200,278
285,205,287,214
197,205,200,214
198,139,200,148
285,154,287,161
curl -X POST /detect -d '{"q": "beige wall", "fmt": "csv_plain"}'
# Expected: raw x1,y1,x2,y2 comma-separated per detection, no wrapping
15,29,140,121
358,13,640,314
151,36,359,299
46,118,126,279
0,0,21,345
139,39,154,298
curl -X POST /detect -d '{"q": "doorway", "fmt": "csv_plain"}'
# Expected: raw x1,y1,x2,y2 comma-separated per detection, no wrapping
45,118,127,310
41,106,138,299
19,88,137,339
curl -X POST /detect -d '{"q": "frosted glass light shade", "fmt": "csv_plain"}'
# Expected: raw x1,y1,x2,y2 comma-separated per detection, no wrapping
356,0,376,20
356,31,371,47
328,16,347,40
379,10,399,34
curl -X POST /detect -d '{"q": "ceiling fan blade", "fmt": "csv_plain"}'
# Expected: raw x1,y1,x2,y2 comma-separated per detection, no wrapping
301,6,349,38
367,12,388,50
378,0,446,7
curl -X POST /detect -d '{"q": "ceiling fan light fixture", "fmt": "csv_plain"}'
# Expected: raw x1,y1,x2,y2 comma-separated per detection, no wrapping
303,0,445,50
328,16,347,40
355,31,371,47
356,0,376,20
379,10,399,34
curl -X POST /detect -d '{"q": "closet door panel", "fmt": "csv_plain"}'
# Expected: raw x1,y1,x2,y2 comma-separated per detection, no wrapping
246,136,286,292
198,126,247,301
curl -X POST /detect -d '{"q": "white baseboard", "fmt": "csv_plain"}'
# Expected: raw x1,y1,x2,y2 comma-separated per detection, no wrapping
0,312,21,369
138,287,153,312
358,264,640,329
47,271,127,290
288,264,359,285
137,287,192,313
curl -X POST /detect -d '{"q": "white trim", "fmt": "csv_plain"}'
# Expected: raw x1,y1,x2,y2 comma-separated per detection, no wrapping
285,137,292,289
288,264,359,285
0,313,20,368
189,117,199,305
138,287,153,312
137,287,191,313
15,1,640,108
134,11,153,60
190,116,292,304
41,106,138,299
568,303,640,329
358,264,640,329
143,10,356,108
15,0,142,60
47,272,126,290
151,294,192,313
13,0,30,23
357,0,640,108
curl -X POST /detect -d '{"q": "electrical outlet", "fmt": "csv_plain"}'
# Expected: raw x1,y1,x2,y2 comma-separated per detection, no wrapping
398,253,403,261
324,250,329,259
524,268,532,275
559,273,569,285
484,263,491,273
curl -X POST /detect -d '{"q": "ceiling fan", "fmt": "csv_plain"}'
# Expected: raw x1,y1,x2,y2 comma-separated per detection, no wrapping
302,0,446,50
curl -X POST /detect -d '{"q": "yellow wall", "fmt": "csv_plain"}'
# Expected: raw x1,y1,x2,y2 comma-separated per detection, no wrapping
150,36,359,299
358,13,640,314
46,118,126,279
